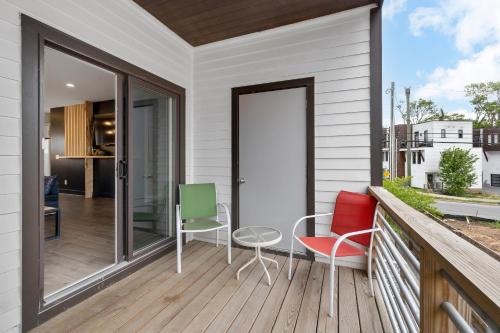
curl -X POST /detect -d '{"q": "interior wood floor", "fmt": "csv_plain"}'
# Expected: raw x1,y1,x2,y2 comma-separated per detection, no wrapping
44,194,115,295
35,241,392,333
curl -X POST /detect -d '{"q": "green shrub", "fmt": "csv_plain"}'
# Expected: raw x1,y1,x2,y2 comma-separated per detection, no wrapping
439,148,478,196
383,177,443,217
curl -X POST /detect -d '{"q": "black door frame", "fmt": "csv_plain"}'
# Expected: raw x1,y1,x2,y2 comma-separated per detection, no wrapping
21,15,185,331
231,78,315,257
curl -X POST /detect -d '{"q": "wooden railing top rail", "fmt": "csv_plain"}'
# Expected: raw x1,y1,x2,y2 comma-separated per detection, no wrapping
368,186,500,326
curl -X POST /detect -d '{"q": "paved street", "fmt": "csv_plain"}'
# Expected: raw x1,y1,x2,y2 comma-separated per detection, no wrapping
434,201,500,221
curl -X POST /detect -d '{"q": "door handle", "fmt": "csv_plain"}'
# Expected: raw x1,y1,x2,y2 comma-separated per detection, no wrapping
238,178,246,184
118,160,128,179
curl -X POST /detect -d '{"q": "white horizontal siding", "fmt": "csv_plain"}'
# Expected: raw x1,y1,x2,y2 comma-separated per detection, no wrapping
0,0,193,331
193,6,373,245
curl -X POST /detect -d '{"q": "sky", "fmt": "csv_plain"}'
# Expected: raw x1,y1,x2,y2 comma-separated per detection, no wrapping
382,0,500,126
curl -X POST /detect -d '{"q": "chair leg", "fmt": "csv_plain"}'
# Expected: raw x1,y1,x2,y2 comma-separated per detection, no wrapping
329,263,336,318
177,232,182,274
227,226,232,265
367,249,374,297
288,237,294,280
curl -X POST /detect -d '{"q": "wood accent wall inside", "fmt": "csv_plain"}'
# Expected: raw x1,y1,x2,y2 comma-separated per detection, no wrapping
64,102,93,157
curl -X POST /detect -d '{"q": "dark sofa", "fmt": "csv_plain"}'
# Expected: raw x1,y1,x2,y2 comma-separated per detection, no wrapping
44,175,59,208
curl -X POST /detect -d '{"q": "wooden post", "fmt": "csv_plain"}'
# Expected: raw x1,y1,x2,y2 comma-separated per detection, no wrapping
84,158,93,198
85,101,93,155
420,248,449,332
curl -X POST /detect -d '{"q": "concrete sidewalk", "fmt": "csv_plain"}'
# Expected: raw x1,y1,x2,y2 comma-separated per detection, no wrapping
434,201,500,221
426,192,500,204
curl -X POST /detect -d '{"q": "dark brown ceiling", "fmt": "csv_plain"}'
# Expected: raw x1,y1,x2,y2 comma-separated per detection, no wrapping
134,0,379,46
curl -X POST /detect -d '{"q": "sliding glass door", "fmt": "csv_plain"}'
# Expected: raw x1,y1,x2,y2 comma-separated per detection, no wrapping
128,78,178,254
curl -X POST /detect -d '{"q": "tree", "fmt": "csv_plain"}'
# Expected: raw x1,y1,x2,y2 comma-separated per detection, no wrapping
438,148,478,196
398,98,439,124
426,108,466,121
465,81,500,127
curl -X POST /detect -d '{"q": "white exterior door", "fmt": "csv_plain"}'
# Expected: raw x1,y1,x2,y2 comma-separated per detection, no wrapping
238,88,307,253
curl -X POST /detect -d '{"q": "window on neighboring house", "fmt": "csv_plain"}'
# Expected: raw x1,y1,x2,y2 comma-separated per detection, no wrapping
414,131,419,147
424,130,428,142
418,151,423,164
496,134,500,144
441,129,446,138
412,152,416,164
458,129,463,138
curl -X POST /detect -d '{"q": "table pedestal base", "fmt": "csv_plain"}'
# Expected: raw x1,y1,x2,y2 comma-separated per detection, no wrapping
237,246,279,285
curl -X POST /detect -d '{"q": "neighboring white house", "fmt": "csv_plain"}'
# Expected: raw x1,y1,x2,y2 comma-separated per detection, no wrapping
475,127,500,187
406,120,482,190
483,152,500,187
382,120,482,189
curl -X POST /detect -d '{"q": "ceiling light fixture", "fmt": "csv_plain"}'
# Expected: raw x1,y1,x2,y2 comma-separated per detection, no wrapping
65,83,75,88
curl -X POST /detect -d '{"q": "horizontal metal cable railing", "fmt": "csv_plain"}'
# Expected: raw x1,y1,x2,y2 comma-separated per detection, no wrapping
369,186,500,333
374,209,420,332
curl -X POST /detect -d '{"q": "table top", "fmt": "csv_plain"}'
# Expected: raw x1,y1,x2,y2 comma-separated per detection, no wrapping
232,226,282,248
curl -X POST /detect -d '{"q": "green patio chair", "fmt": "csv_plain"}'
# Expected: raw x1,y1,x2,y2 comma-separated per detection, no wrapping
176,183,231,273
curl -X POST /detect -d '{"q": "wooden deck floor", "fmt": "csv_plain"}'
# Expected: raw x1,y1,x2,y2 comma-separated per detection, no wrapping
33,241,392,333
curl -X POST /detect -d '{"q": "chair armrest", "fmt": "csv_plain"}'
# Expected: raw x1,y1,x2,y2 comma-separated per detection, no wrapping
217,203,231,227
292,213,333,237
330,227,381,258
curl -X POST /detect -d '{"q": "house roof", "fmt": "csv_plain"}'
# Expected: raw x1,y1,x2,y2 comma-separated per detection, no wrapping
133,0,381,46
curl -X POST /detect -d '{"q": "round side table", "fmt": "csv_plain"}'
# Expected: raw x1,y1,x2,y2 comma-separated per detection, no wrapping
232,226,282,286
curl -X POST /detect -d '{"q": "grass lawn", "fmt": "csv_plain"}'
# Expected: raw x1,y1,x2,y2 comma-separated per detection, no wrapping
413,188,500,205
461,191,500,200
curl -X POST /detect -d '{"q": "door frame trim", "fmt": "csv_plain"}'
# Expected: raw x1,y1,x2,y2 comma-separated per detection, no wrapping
21,15,185,331
231,77,315,252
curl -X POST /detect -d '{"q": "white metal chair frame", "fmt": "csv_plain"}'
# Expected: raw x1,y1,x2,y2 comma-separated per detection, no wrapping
288,204,381,317
176,200,231,274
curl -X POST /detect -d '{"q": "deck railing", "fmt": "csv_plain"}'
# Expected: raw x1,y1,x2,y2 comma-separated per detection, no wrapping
368,186,500,333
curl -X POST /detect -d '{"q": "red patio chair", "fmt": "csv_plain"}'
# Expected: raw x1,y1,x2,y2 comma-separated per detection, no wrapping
288,190,380,317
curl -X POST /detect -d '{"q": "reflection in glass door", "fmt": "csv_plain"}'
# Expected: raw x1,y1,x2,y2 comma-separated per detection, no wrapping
129,79,177,252
42,46,118,299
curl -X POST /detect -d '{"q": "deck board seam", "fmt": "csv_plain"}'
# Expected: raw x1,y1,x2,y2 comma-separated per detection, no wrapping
220,253,278,332
315,265,326,333
227,255,287,333
140,246,241,332
112,245,229,332
292,260,313,333
157,248,253,332
179,248,262,333
245,255,289,332
247,257,298,333
200,248,263,332
352,268,363,332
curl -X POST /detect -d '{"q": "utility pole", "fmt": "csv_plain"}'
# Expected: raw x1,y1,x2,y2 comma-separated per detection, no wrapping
389,82,395,179
493,89,500,127
405,87,412,178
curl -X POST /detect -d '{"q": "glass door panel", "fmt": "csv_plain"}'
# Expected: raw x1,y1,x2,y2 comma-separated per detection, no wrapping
129,79,177,252
41,46,119,298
